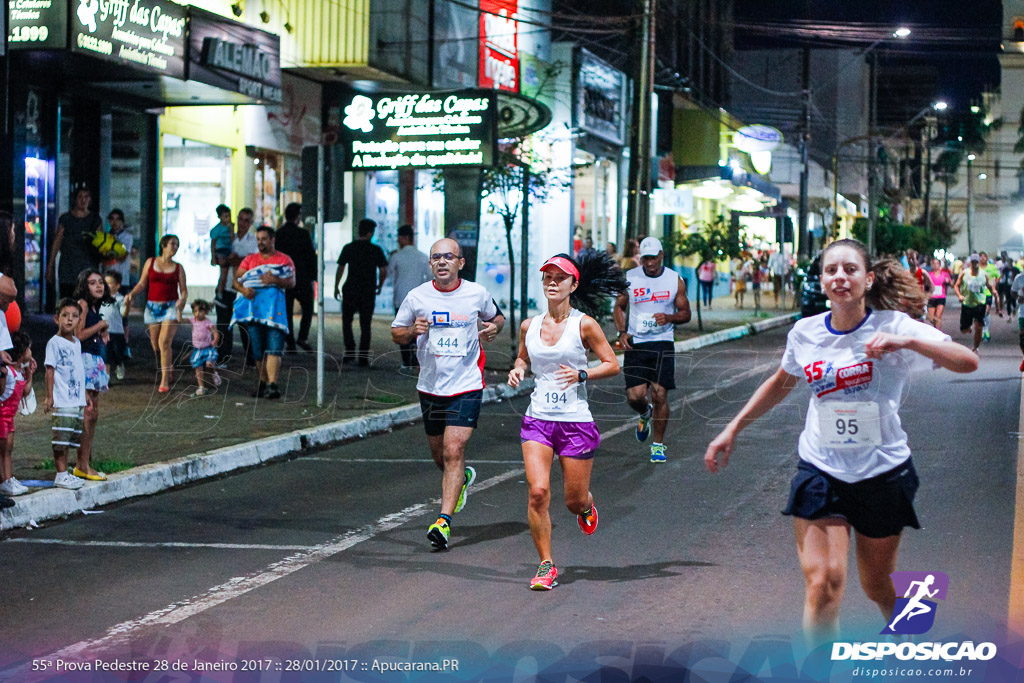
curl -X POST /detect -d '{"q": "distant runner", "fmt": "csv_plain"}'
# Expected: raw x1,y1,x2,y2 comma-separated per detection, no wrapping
613,237,691,462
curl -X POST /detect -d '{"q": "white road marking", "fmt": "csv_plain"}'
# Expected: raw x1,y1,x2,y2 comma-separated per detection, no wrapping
3,361,775,675
4,539,322,551
1,469,525,681
297,458,525,464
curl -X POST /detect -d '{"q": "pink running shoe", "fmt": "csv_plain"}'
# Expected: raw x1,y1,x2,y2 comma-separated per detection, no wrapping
530,560,558,590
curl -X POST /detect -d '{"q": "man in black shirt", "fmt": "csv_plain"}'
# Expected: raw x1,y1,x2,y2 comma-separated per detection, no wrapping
275,203,317,351
334,218,387,366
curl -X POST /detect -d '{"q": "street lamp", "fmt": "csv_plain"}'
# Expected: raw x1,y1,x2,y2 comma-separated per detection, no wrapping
867,26,913,256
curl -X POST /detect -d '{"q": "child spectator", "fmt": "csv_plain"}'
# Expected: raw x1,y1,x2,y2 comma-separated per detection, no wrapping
102,271,128,381
190,299,221,397
0,332,35,500
44,298,89,489
74,270,112,482
211,204,234,307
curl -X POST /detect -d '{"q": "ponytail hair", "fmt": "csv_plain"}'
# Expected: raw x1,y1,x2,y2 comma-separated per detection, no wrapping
823,239,927,316
548,251,628,320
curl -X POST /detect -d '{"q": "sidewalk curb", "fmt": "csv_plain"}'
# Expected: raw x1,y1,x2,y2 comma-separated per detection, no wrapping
0,312,799,531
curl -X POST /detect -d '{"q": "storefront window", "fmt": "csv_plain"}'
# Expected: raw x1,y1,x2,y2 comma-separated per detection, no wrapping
365,171,399,314
252,150,282,227
161,134,232,287
24,157,51,311
110,110,151,287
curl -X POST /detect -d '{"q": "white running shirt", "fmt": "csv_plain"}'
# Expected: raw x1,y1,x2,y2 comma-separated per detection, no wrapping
524,310,592,422
780,309,950,483
392,279,499,397
625,266,678,343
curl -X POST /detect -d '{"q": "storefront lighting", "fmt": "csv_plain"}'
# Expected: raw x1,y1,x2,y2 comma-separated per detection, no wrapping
728,195,764,213
692,181,733,200
750,151,772,175
253,158,260,165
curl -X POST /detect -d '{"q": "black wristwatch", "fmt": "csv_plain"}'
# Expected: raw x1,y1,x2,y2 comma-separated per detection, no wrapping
577,370,588,383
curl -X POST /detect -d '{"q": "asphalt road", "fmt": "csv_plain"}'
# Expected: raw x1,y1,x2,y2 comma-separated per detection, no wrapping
1,316,1020,681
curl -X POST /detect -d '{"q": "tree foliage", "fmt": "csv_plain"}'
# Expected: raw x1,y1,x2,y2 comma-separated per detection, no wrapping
672,216,745,263
852,213,957,258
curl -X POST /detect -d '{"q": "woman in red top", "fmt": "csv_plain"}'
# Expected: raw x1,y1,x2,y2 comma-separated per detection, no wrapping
125,235,188,392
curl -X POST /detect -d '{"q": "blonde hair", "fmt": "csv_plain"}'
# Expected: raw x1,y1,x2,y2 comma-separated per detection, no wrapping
823,239,927,317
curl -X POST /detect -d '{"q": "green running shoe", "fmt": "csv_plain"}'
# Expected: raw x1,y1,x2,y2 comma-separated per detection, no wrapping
454,466,477,514
427,518,450,550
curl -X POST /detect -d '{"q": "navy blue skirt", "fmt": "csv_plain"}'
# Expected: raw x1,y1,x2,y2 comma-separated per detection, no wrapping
782,458,920,539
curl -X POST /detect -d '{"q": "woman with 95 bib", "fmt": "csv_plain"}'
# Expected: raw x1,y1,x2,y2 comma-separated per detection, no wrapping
704,239,978,641
508,252,625,591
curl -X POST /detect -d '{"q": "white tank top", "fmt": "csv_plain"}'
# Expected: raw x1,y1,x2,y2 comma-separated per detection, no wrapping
626,265,678,342
525,310,592,422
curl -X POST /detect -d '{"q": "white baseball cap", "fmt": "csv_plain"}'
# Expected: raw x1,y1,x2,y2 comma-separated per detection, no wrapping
639,237,663,257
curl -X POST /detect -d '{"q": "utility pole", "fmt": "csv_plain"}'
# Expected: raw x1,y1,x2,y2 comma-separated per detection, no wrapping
798,47,811,257
867,52,878,257
967,154,975,253
626,0,655,240
922,120,932,233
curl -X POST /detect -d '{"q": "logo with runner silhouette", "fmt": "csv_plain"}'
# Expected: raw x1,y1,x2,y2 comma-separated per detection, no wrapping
881,571,949,635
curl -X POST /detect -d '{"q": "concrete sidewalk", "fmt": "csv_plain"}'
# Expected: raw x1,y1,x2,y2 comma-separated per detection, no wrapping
0,290,798,530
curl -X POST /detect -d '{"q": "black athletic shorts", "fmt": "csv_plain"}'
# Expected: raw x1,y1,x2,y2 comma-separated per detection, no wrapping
623,341,676,390
418,389,483,436
960,304,986,331
783,458,920,539
927,297,946,309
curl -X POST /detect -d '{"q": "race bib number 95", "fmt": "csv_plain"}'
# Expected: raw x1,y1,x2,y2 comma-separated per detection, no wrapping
818,401,882,448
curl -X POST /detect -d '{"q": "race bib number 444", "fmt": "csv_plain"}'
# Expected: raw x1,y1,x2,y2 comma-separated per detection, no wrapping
428,326,467,357
818,401,882,448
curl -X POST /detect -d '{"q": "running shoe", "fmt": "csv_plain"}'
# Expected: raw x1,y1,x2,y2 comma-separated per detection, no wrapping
983,329,991,341
427,518,450,550
0,477,28,496
115,365,125,381
530,560,558,590
54,471,83,490
650,443,667,463
454,466,477,514
635,404,653,442
577,503,598,535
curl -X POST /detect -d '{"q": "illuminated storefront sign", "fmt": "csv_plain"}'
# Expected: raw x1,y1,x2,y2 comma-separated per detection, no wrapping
190,8,282,103
70,0,187,77
479,0,518,92
338,91,496,170
9,0,64,50
576,48,626,145
653,188,694,216
734,125,784,153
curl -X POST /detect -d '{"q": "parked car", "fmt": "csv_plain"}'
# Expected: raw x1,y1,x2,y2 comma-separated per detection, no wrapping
800,255,830,318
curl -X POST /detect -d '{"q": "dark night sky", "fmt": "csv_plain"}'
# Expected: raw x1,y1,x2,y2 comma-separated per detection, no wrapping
733,0,1003,122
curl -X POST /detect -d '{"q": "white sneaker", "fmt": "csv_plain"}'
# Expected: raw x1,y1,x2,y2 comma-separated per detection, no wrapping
54,471,83,490
212,371,222,387
115,365,125,380
0,477,28,495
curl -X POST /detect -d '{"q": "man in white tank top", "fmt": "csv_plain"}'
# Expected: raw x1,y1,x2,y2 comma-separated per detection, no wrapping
613,237,691,462
391,238,505,550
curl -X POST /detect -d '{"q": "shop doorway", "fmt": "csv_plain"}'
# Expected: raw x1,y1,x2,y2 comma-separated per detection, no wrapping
161,134,232,287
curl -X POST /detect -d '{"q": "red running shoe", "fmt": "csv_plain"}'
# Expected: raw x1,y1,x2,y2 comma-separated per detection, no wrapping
577,503,598,535
530,560,558,590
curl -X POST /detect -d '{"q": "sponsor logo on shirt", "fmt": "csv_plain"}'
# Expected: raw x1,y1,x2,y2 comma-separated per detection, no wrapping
632,287,671,304
431,311,473,326
804,359,873,397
